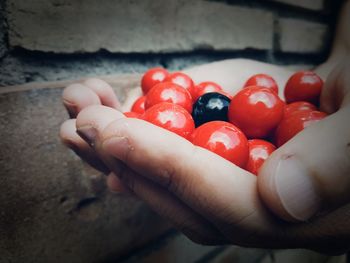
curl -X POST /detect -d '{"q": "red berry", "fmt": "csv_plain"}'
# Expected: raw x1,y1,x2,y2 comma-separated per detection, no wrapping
244,74,279,94
143,102,195,139
131,96,146,114
145,82,193,113
228,86,285,138
246,139,276,176
284,71,323,105
141,67,169,94
190,81,223,102
124,111,142,119
275,110,327,147
164,72,194,93
283,101,317,119
191,121,248,167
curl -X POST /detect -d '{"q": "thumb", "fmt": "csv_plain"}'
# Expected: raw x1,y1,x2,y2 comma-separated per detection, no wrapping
258,105,350,222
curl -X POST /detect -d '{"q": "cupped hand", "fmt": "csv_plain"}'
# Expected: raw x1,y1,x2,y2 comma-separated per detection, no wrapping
59,59,350,253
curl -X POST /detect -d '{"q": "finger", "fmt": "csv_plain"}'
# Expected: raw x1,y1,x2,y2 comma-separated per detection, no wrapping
320,58,350,114
83,78,121,110
75,105,133,193
121,87,142,112
258,105,350,222
76,105,226,244
62,84,101,118
98,117,285,246
115,164,228,245
290,203,350,254
106,172,131,194
75,105,125,146
94,113,349,250
183,59,293,98
59,119,109,174
75,105,129,178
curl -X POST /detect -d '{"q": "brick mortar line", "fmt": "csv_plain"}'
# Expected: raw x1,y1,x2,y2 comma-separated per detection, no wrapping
0,73,141,94
207,0,330,22
8,46,272,57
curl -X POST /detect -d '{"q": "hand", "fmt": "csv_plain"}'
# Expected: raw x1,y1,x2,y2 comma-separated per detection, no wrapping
59,59,350,253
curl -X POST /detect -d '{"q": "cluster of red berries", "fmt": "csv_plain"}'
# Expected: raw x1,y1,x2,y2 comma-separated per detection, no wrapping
124,67,326,175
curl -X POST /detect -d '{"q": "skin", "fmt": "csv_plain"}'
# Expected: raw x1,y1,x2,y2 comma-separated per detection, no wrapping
60,0,350,253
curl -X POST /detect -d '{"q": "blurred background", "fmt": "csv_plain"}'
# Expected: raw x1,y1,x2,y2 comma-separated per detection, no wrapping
0,0,343,86
0,0,347,263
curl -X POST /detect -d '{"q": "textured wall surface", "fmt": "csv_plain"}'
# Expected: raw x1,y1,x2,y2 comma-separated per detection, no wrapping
0,76,171,263
0,0,336,87
7,0,274,53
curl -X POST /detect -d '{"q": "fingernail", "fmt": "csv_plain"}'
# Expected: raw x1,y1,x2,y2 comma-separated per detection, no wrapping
102,136,132,161
274,155,321,221
77,126,97,146
63,100,78,118
107,174,124,194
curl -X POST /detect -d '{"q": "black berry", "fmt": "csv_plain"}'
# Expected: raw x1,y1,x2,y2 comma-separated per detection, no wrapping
192,92,231,127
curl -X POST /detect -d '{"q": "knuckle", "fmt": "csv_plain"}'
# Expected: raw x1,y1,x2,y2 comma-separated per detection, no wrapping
101,118,130,141
160,165,177,192
76,105,109,126
76,105,96,120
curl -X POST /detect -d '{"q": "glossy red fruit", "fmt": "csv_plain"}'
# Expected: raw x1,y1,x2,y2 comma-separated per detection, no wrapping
284,71,323,105
141,67,169,94
246,139,276,176
283,101,317,119
124,111,142,119
190,81,223,102
143,102,195,139
191,121,248,167
275,110,327,147
228,86,285,138
244,74,279,94
145,82,193,113
163,72,194,94
131,96,146,114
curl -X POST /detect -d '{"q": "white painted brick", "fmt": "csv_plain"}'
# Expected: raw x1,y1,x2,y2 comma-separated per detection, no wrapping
278,18,329,53
7,0,274,53
270,0,324,11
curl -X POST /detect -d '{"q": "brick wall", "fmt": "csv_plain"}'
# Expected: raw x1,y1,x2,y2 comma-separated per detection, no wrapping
0,1,346,263
0,0,339,86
